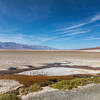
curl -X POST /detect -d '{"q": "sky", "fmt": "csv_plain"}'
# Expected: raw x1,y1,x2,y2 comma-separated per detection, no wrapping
0,0,100,49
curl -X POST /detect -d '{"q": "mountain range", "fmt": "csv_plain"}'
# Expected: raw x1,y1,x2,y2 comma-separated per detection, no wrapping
82,47,100,50
0,42,57,50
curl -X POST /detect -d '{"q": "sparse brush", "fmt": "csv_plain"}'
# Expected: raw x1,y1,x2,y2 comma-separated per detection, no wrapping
18,83,42,96
1,74,100,93
0,94,20,100
50,77,100,90
0,75,73,86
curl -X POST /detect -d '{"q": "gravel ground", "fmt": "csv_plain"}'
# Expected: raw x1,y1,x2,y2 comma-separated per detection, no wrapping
22,84,100,100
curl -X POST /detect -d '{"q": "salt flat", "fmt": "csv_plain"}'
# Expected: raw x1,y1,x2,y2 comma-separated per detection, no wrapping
19,67,100,76
82,49,100,52
0,50,100,100
0,50,100,71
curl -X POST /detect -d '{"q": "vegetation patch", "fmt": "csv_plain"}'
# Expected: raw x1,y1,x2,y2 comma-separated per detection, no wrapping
1,74,100,97
0,75,73,96
0,94,20,100
0,75,74,86
7,83,42,96
50,77,100,90
18,83,42,96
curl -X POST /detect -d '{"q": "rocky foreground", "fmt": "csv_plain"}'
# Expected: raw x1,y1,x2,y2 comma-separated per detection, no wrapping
22,84,100,100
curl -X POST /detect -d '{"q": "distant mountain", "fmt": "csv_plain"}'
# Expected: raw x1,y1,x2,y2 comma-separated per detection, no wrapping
0,42,57,50
82,46,100,50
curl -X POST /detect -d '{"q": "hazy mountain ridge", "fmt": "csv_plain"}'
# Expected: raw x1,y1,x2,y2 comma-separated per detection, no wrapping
82,47,100,50
0,42,57,50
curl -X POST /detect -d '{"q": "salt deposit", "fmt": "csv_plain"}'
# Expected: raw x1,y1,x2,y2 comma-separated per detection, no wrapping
0,79,22,94
19,67,100,76
82,50,100,52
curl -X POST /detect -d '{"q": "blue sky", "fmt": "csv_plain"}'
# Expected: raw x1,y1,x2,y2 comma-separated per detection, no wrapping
0,0,100,49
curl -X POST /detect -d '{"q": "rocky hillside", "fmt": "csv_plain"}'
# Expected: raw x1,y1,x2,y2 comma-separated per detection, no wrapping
0,42,57,50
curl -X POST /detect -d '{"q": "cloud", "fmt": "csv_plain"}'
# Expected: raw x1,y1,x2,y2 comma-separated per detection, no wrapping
86,37,100,40
41,28,90,42
90,14,100,23
0,34,25,43
0,33,47,45
39,37,54,42
59,23,87,31
67,30,89,36
57,13,100,32
0,13,100,44
95,24,100,27
45,13,100,42
49,29,90,41
42,13,100,42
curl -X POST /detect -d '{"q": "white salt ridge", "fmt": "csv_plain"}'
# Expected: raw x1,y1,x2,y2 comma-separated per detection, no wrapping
82,50,100,52
19,67,100,76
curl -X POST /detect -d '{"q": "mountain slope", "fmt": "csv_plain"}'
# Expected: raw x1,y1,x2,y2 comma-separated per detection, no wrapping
82,46,100,50
0,42,57,50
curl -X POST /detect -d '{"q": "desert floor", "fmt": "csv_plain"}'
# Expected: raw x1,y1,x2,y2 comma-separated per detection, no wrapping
0,50,100,70
0,50,100,100
22,84,100,100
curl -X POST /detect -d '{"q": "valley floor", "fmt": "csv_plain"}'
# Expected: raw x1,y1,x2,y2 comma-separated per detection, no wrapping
0,50,100,100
